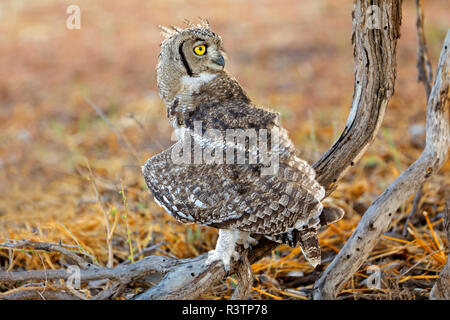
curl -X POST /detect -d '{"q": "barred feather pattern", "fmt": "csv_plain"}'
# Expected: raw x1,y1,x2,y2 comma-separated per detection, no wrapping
144,23,344,267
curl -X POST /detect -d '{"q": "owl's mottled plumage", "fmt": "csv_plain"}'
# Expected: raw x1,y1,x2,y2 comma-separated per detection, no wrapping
143,20,343,270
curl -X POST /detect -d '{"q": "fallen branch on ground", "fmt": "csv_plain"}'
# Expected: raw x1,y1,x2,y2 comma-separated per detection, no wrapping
0,240,167,300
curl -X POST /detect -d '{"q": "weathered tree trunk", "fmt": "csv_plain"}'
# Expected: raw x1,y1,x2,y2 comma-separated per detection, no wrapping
313,0,401,194
314,30,450,300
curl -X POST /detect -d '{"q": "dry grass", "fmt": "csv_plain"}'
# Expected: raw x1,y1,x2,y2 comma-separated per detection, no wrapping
0,0,448,299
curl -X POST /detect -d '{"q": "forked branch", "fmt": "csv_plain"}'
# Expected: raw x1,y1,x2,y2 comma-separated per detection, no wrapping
403,0,435,237
314,30,449,300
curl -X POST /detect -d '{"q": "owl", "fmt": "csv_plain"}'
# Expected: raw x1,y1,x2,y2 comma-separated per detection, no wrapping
142,20,344,271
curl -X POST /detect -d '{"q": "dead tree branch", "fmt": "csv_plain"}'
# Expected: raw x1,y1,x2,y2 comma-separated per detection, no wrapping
0,288,83,300
403,0,435,237
313,0,401,194
0,240,177,299
313,30,449,300
415,0,434,98
0,240,92,269
0,253,177,284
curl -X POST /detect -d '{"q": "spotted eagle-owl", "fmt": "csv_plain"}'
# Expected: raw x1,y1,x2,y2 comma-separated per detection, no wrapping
142,20,344,271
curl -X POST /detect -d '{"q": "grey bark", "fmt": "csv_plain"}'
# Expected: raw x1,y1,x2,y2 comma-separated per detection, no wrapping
403,0,435,237
314,30,449,300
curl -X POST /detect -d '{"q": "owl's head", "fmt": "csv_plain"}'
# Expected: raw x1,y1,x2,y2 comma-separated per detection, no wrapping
156,20,226,102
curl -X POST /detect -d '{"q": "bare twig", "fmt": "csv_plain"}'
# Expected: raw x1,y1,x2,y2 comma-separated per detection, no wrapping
399,249,445,278
85,159,115,268
85,97,140,165
91,281,126,300
403,0,435,237
313,30,449,300
0,240,91,269
0,288,83,300
403,186,423,236
119,242,167,266
0,239,181,301
120,181,135,264
415,0,434,98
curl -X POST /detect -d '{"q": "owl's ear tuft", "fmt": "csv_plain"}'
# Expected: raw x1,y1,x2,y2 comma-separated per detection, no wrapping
158,25,182,39
183,19,196,28
198,17,211,29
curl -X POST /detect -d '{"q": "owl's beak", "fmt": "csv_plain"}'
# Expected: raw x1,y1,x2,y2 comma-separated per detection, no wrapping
212,55,225,68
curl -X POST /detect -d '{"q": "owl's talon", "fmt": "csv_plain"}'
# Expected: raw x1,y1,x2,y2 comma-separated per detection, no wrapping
232,251,240,261
204,229,249,272
205,249,232,272
246,236,258,248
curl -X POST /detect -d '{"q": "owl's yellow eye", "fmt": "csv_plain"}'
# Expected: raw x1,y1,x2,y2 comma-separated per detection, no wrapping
193,45,206,56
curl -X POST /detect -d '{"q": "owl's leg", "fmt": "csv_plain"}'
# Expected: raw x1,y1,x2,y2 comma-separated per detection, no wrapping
205,229,251,272
244,235,259,248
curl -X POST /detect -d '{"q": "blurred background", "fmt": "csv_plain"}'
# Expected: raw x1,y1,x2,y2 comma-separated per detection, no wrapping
0,0,449,299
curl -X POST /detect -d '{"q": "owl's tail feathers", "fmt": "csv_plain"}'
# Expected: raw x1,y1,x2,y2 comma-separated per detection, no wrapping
319,206,345,227
299,206,344,268
297,228,321,268
266,228,321,268
266,206,344,268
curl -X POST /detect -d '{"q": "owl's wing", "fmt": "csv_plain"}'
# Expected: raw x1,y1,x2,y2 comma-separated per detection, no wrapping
142,137,324,237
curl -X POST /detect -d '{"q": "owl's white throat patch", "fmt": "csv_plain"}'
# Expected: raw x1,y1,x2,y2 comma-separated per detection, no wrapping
180,73,217,94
